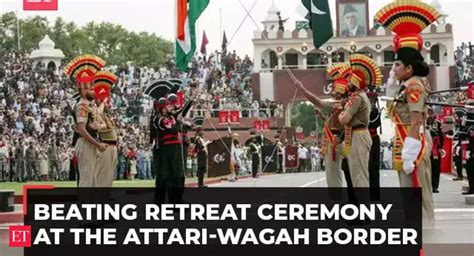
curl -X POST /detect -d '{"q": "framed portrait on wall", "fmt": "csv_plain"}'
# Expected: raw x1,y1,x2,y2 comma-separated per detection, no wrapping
336,0,369,37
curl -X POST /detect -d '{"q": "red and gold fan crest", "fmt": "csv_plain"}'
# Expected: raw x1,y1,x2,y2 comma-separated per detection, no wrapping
93,71,117,102
333,78,349,95
64,54,106,84
327,63,351,80
375,0,440,52
349,54,383,90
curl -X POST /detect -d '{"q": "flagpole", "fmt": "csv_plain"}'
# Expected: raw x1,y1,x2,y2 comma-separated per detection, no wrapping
219,7,222,49
16,10,21,51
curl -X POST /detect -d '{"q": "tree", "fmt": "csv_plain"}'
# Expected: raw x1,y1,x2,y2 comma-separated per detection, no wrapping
290,101,324,137
0,12,174,67
1,12,20,50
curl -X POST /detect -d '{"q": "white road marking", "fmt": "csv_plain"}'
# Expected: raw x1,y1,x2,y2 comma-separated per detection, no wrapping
434,208,474,213
299,178,327,187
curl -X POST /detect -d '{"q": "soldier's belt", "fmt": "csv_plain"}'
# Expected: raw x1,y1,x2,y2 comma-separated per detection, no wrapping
352,125,367,130
369,128,378,137
163,140,182,145
101,140,118,146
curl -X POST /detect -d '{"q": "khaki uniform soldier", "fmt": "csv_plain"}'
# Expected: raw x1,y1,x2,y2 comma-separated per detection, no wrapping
375,0,440,221
339,90,372,187
295,63,351,187
338,54,382,188
64,54,108,187
93,71,119,187
74,97,107,187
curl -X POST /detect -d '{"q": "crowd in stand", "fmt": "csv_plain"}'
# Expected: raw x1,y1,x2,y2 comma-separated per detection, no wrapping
454,42,473,88
0,47,283,182
0,40,471,183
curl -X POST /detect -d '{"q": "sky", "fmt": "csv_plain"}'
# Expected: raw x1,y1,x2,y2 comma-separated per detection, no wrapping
1,0,473,58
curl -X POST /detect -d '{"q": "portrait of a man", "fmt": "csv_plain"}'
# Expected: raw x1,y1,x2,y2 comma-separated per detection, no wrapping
339,3,367,37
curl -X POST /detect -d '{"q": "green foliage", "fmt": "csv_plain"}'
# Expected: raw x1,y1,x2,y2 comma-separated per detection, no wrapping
290,101,324,137
1,12,173,66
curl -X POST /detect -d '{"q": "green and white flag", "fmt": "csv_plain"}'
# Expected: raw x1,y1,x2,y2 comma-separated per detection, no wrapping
176,0,210,71
301,0,333,49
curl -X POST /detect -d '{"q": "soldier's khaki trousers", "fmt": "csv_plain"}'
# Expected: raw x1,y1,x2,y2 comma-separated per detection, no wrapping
75,138,99,187
95,145,117,187
398,133,435,224
325,143,344,187
347,130,372,187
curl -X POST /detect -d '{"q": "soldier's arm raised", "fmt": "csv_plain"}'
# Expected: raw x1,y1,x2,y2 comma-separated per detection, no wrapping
294,80,325,109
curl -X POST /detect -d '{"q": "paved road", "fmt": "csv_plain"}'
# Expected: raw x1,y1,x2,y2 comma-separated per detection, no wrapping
211,170,474,254
1,170,473,255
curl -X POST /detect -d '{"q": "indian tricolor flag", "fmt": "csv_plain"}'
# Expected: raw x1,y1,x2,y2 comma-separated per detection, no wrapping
176,0,210,70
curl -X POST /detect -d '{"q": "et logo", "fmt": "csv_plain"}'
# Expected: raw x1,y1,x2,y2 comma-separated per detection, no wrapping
9,225,32,247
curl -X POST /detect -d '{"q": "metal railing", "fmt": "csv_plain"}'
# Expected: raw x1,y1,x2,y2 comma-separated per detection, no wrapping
186,108,285,118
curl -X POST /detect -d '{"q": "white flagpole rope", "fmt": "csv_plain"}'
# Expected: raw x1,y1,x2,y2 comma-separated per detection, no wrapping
237,0,318,187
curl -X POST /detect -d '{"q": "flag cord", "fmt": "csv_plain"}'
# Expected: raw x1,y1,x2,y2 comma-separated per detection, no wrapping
204,1,316,186
227,0,259,48
236,0,306,186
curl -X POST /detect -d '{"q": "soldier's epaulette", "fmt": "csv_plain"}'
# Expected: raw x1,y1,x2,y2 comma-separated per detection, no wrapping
406,78,424,90
76,102,89,111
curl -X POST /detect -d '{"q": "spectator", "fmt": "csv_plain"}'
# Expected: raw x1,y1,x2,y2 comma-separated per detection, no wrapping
25,141,38,181
0,138,8,181
298,144,309,172
143,146,152,179
38,149,49,181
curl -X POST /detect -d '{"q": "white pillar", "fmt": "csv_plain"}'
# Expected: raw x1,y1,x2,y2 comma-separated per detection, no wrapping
376,53,382,66
254,48,262,72
446,40,455,66
278,55,283,69
285,103,292,127
327,53,333,66
302,54,307,69
426,51,431,65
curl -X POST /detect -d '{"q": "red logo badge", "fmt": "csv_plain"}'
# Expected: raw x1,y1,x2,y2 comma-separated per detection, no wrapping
9,225,32,247
23,0,58,11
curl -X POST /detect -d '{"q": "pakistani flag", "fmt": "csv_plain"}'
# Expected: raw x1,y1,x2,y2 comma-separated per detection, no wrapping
301,0,333,49
176,0,210,71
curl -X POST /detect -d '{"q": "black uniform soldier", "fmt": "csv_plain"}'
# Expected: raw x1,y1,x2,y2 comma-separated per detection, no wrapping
168,81,195,200
144,80,178,203
453,125,465,181
466,119,474,195
464,84,474,194
428,111,443,193
249,134,261,178
368,91,381,200
154,97,185,204
194,126,210,188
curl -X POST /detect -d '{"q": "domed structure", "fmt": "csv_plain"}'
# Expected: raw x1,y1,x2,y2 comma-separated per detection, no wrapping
262,0,280,32
29,35,65,72
431,0,448,24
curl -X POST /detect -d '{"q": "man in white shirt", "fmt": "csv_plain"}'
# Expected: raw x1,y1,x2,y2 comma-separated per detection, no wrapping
0,137,9,181
298,144,309,172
